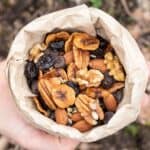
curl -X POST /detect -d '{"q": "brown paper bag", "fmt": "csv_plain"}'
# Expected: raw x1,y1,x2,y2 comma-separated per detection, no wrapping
6,5,148,142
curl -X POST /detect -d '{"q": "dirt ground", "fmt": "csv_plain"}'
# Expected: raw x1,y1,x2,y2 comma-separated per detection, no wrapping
0,0,150,150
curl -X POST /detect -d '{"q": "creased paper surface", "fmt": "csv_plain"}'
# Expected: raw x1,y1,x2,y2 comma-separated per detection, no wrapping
6,5,148,142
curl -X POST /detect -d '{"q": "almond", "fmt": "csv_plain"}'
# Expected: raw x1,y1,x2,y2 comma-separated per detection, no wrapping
89,59,107,72
71,112,83,122
101,90,117,112
72,120,92,132
55,108,68,125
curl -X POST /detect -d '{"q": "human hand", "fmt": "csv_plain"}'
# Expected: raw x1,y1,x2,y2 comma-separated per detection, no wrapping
0,61,79,150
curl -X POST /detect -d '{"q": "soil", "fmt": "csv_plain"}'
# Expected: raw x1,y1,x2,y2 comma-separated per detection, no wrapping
0,0,149,149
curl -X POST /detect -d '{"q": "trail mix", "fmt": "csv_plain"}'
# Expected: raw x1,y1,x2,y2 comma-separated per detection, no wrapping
24,31,125,132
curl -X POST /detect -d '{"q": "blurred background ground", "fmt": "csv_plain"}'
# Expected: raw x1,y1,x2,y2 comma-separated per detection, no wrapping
0,0,149,149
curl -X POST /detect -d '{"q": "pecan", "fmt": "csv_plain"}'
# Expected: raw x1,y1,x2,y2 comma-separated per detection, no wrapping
55,108,68,125
73,47,89,69
75,94,98,125
33,97,49,116
85,87,103,98
72,120,92,132
89,59,107,72
29,43,47,61
73,33,99,51
42,68,68,81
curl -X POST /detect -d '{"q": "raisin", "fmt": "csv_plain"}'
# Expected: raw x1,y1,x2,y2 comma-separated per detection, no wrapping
36,54,54,70
104,111,114,124
101,72,115,89
65,81,80,96
49,40,64,51
99,36,109,49
90,48,105,59
113,88,124,103
31,80,39,94
24,61,38,80
54,56,66,68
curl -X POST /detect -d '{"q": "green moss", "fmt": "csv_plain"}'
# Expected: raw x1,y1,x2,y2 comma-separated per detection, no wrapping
90,0,103,8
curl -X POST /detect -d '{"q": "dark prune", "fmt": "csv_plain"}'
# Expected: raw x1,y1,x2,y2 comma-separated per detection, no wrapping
31,80,39,94
113,88,124,103
36,54,54,70
99,36,109,49
24,61,38,80
49,40,64,51
65,81,80,96
49,111,55,120
54,56,66,68
101,72,115,89
104,111,114,124
45,48,59,56
90,47,105,59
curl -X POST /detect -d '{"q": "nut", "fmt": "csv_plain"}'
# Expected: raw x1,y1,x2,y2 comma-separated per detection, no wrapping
104,52,125,81
72,120,93,132
85,87,103,98
96,101,104,120
51,84,75,108
33,97,49,116
71,112,83,122
73,47,89,69
76,69,104,87
89,59,107,72
73,33,99,51
42,68,68,81
29,43,47,61
64,50,74,64
101,90,117,112
55,108,68,125
45,31,70,46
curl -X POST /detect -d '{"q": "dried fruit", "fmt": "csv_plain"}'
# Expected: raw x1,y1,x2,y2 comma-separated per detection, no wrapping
73,33,99,50
73,47,89,69
101,90,117,112
90,48,105,59
67,63,78,81
24,61,38,80
113,88,124,103
101,72,115,89
108,82,125,93
50,40,65,51
71,112,83,122
65,81,80,96
51,84,75,108
30,80,39,94
89,59,107,72
72,120,92,132
104,111,114,124
38,78,57,110
53,56,66,68
64,51,74,64
33,97,49,116
55,108,68,125
45,31,70,46
104,52,125,81
36,54,54,70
